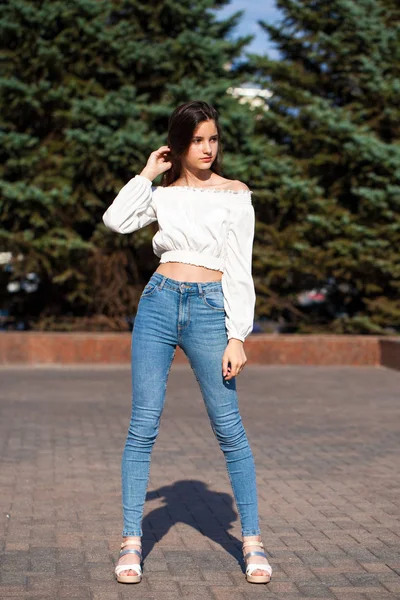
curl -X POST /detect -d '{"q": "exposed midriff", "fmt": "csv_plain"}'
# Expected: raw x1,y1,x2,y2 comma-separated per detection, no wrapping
155,262,223,282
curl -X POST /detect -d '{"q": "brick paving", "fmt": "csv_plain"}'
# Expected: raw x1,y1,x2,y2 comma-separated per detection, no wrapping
0,364,399,600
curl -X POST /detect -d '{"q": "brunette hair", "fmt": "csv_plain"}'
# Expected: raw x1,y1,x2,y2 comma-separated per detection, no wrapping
161,100,223,187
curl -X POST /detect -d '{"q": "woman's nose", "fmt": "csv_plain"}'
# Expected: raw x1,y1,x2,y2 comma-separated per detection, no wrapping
202,143,212,154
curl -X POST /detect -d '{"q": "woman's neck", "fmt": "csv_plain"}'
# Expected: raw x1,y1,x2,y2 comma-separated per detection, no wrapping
179,167,214,186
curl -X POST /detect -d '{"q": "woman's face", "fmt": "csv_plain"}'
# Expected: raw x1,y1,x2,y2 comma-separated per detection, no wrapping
181,119,219,171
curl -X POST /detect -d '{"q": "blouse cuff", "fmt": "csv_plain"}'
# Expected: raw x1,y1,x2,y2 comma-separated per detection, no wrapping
227,334,245,343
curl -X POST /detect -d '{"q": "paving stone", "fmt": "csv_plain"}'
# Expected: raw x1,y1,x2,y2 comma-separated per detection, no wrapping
0,364,399,600
180,584,215,598
329,592,369,600
0,586,26,597
211,590,245,600
297,582,336,597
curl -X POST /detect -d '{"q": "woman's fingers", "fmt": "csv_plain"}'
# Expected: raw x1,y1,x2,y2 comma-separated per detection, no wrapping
222,347,247,380
222,356,229,377
154,148,171,167
158,160,172,173
145,146,171,174
223,362,246,380
148,146,169,161
154,145,170,157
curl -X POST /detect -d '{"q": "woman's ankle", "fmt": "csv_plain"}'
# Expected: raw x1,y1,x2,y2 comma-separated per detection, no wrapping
242,534,262,542
122,535,141,544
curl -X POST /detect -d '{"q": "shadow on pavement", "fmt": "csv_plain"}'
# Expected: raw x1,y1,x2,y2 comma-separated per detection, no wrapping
142,479,245,572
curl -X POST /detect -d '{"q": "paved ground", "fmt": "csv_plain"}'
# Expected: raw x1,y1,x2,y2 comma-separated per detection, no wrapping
0,364,399,600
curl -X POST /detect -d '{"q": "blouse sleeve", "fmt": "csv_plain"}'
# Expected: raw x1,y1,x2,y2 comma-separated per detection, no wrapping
102,174,157,234
221,202,256,342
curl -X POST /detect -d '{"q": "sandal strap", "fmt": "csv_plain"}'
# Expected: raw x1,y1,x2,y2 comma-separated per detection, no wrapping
115,563,142,577
242,540,264,550
121,541,142,549
244,550,267,560
119,548,141,559
246,562,272,577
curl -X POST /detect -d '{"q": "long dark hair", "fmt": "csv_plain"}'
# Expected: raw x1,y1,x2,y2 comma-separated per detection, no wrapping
161,101,223,187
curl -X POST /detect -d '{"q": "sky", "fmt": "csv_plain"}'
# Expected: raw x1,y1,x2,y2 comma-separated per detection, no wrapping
213,1,284,59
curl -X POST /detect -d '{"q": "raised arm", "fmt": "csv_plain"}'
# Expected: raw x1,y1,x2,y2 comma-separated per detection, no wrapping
102,145,172,234
102,175,156,234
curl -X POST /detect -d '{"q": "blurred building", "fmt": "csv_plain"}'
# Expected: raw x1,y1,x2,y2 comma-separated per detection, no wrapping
227,85,272,111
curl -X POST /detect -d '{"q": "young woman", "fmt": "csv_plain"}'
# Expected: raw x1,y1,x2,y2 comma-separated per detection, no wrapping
102,101,272,585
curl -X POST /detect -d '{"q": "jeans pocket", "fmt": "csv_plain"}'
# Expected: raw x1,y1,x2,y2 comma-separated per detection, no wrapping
201,290,225,311
141,281,158,298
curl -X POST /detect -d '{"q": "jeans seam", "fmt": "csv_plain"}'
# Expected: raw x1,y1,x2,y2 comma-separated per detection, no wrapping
201,289,225,311
177,294,190,338
141,284,158,298
122,345,177,538
201,298,225,311
224,453,248,536
183,351,260,537
165,346,177,394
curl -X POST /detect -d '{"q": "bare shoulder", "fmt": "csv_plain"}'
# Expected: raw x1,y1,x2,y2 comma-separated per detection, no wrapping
228,180,250,192
213,177,250,191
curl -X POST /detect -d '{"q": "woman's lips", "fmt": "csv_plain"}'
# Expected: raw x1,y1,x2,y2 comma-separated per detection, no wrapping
200,157,212,162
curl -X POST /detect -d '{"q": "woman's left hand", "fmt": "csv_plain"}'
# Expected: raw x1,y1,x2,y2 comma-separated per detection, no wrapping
222,339,247,381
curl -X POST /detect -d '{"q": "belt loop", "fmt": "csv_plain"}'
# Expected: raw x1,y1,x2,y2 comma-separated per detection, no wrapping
197,282,203,296
158,276,166,290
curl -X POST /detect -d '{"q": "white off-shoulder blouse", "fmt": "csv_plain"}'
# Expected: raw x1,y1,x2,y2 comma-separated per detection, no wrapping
102,174,256,342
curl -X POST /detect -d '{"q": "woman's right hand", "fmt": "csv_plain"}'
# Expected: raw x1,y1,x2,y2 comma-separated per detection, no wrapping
140,146,172,182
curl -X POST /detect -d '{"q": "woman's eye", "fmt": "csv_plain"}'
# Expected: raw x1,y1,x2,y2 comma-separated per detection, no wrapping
192,138,218,144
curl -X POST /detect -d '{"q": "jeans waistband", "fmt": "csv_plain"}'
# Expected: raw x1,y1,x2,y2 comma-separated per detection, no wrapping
150,271,223,294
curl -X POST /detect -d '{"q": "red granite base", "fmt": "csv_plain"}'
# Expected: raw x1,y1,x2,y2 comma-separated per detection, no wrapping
380,339,400,371
1,332,398,368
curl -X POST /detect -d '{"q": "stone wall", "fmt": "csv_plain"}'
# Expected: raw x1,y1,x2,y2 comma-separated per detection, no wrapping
1,333,397,368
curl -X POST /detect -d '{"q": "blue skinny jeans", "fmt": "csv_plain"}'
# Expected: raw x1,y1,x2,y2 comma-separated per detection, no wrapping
121,272,261,538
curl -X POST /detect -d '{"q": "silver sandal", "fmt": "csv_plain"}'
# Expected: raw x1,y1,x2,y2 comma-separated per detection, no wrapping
242,539,272,583
115,540,142,583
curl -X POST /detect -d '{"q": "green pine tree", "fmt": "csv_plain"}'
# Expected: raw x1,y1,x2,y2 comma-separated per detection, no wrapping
0,0,258,329
246,0,400,333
